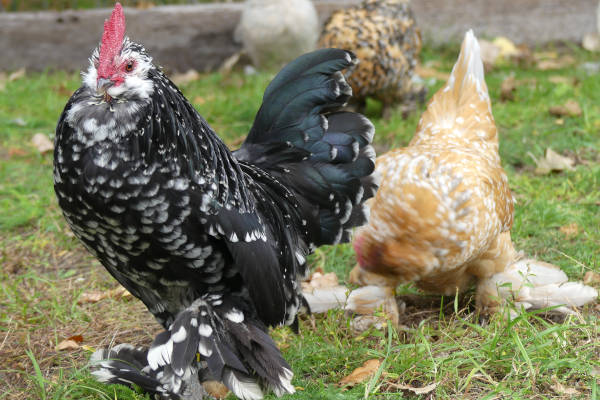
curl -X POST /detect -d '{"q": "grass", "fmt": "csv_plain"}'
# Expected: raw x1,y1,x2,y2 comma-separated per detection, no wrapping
1,40,599,399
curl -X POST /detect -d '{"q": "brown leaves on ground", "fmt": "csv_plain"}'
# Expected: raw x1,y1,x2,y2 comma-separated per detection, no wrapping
414,64,449,81
301,270,339,292
549,100,582,117
559,223,579,238
31,133,54,154
56,335,84,352
583,271,600,285
535,52,576,71
171,69,200,86
388,381,439,395
530,148,575,175
0,68,26,91
338,359,381,387
202,381,230,399
550,375,580,396
582,33,600,52
500,76,516,102
78,286,132,305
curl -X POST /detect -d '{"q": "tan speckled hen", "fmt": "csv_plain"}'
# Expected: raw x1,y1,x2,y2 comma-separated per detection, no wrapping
351,31,597,317
319,0,422,118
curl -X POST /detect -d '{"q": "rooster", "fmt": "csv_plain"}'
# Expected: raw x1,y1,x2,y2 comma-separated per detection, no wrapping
319,0,423,118
53,4,376,399
351,30,597,319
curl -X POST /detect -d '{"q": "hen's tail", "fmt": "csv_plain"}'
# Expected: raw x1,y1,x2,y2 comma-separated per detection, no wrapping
410,30,498,149
235,48,377,246
477,259,598,317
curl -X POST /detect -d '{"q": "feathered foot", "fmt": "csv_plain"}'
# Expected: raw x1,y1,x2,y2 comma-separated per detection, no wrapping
90,343,206,399
146,298,294,400
477,258,598,317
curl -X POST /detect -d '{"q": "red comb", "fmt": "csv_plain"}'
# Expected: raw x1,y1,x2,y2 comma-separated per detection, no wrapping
98,3,126,79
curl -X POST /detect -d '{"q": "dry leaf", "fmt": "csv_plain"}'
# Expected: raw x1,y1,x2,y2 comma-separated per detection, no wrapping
559,223,579,238
500,76,516,101
536,54,576,70
193,96,206,105
338,359,381,387
414,65,449,81
78,286,132,304
390,381,439,395
67,334,84,344
8,148,28,158
31,133,54,154
549,100,582,117
550,375,580,395
351,315,387,333
548,76,577,85
202,381,229,399
530,148,575,175
171,69,200,86
478,39,502,67
493,37,519,58
57,339,80,351
8,68,26,82
583,271,600,285
582,33,600,52
302,271,338,291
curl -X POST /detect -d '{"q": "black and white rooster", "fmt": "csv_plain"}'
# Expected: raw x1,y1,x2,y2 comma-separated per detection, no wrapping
54,3,376,400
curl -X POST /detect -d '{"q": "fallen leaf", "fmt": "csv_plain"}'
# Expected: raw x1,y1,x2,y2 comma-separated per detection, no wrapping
583,271,600,285
582,33,600,52
531,148,575,175
351,315,387,333
500,76,516,101
31,133,54,154
493,37,519,58
550,375,580,395
8,68,26,82
301,271,338,291
78,286,132,304
548,75,577,85
67,334,84,344
56,339,80,351
414,65,449,81
554,118,564,126
389,381,439,395
193,96,206,105
559,223,579,238
535,54,576,70
8,148,28,157
338,359,381,387
478,39,501,68
171,69,200,86
202,381,229,399
549,100,582,117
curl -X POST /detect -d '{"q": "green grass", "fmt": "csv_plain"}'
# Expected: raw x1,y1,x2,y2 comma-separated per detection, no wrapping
1,41,599,399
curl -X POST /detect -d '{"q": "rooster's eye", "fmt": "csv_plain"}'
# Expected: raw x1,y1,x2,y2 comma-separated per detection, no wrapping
125,62,134,72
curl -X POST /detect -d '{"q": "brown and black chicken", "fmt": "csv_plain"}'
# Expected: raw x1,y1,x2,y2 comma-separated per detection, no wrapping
319,0,423,118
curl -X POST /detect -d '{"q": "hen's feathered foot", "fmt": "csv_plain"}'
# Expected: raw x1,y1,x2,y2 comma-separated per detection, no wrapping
477,258,598,317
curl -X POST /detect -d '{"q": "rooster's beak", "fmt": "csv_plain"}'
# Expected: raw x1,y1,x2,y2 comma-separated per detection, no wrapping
96,78,113,93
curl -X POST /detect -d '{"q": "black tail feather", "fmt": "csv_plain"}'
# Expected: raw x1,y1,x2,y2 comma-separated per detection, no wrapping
236,48,377,248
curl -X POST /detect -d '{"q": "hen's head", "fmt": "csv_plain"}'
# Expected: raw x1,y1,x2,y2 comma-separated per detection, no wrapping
83,3,154,102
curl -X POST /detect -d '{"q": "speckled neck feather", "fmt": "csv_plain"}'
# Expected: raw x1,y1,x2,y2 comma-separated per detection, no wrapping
98,3,125,79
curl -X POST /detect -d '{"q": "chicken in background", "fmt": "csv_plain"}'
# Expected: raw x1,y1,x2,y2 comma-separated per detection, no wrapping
319,0,424,118
234,0,319,69
350,30,597,320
